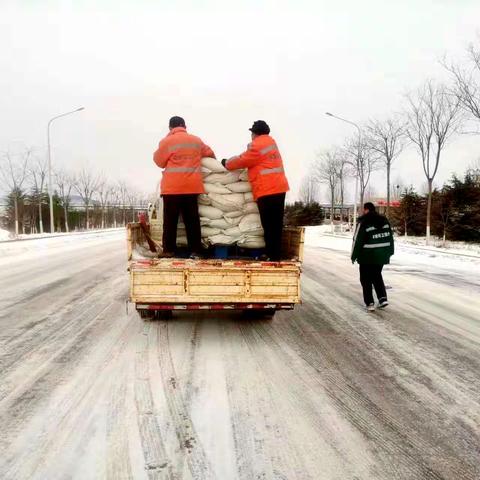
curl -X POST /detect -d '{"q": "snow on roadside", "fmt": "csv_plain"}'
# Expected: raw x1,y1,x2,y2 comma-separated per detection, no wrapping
395,235,480,257
0,228,13,241
305,225,480,276
0,227,124,243
0,228,126,266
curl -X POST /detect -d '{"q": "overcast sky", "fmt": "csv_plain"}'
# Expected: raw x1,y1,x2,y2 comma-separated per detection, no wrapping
1,0,479,202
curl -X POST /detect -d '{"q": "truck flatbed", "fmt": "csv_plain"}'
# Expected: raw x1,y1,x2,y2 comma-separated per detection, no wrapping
127,223,304,318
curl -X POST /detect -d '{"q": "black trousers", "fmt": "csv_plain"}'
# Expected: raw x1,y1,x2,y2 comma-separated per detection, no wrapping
162,194,202,254
359,264,387,306
257,192,286,261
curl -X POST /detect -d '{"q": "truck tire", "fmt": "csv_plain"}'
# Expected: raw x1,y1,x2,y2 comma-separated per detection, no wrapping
243,309,276,319
138,309,154,319
263,308,276,319
153,310,173,320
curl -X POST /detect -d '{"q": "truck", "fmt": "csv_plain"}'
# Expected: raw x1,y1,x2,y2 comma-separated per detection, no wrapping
127,222,304,319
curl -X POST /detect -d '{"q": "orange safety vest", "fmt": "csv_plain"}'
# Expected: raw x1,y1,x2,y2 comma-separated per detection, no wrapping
153,127,215,195
225,135,289,200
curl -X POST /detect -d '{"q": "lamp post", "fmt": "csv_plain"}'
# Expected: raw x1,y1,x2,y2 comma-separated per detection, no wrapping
325,112,362,234
47,107,85,233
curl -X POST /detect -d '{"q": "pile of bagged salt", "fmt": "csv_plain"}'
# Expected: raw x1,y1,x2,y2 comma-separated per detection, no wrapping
177,157,265,249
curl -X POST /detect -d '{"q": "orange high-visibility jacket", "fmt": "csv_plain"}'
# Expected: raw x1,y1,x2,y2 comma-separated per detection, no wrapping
153,127,215,195
224,135,289,200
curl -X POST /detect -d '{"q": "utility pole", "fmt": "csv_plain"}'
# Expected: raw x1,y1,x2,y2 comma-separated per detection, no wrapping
47,107,85,233
325,112,362,234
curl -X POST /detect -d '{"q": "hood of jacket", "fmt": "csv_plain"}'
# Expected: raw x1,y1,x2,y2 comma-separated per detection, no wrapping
359,211,389,229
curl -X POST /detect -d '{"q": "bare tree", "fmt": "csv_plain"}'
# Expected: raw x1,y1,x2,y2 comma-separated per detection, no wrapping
128,188,139,223
30,157,48,233
299,175,319,204
314,150,340,232
443,40,480,128
55,169,73,232
74,168,99,229
109,184,120,228
334,154,348,224
343,135,378,208
96,175,111,229
0,148,31,236
405,80,462,243
366,117,406,218
117,181,129,226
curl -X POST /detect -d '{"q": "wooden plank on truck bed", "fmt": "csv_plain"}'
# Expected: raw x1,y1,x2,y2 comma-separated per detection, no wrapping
130,263,301,304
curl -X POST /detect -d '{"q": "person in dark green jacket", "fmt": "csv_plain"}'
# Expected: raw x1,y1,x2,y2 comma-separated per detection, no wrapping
351,202,394,311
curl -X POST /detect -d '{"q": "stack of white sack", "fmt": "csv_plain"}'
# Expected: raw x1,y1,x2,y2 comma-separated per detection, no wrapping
179,157,265,248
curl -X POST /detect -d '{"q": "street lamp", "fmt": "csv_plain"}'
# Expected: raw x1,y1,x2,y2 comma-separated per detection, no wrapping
47,107,85,233
325,112,362,234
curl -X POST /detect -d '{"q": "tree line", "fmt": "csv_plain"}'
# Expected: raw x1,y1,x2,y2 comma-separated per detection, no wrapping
301,38,480,244
392,166,480,244
0,148,151,236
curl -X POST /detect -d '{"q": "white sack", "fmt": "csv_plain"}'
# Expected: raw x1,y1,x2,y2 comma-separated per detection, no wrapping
244,202,259,214
224,210,244,218
198,205,224,219
177,235,188,246
208,234,240,245
243,227,264,236
209,193,245,213
239,170,249,181
206,171,240,185
227,182,252,193
207,218,231,229
204,183,231,194
238,236,266,248
200,217,211,225
201,226,222,236
202,157,226,173
224,226,242,236
223,215,242,226
244,192,254,203
201,167,211,175
239,213,263,233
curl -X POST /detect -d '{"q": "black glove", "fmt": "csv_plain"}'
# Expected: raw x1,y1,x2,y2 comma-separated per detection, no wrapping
221,159,227,168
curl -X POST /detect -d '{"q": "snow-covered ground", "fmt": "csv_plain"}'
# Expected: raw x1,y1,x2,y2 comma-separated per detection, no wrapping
0,228,479,479
0,228,12,241
308,223,480,257
0,228,126,266
395,234,480,256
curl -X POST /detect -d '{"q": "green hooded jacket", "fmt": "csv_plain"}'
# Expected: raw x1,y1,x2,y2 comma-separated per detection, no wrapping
351,212,395,265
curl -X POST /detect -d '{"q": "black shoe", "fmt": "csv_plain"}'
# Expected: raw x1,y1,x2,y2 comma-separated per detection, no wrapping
378,298,389,308
158,251,175,258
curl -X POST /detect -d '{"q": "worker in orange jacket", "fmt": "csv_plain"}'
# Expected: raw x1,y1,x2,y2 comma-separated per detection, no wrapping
222,120,289,260
154,116,215,258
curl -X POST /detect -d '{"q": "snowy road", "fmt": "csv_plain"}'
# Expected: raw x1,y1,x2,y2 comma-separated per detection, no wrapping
0,231,479,479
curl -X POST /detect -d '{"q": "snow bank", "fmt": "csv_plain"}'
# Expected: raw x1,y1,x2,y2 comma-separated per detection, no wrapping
0,228,125,266
395,235,480,258
0,228,12,241
305,226,480,276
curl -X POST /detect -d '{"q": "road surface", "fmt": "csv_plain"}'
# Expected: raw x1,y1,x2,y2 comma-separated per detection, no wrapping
0,232,479,480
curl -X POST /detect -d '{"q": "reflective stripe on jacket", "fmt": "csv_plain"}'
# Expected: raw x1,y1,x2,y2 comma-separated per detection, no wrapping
224,135,289,200
351,213,395,265
153,127,215,195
